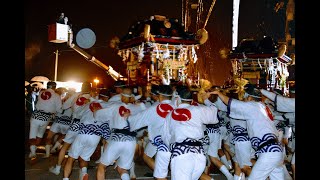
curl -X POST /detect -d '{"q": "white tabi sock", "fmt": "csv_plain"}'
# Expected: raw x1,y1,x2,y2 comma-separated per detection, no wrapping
129,162,136,178
56,165,61,171
51,141,61,152
30,145,37,155
81,167,87,174
228,159,233,169
234,174,241,180
101,145,104,154
220,165,234,180
220,155,230,169
240,172,246,180
45,144,52,157
79,167,88,180
121,173,130,180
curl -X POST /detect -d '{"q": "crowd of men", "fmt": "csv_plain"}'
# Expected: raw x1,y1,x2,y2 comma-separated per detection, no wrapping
25,80,295,180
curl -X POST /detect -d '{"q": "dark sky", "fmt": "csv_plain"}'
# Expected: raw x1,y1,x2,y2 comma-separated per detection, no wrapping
25,0,287,87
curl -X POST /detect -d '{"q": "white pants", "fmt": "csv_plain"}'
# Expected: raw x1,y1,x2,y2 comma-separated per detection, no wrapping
50,122,70,134
29,118,50,139
207,132,221,158
170,153,206,180
144,141,157,158
154,151,171,178
99,140,136,170
248,152,284,180
68,134,101,161
63,130,78,144
234,140,252,168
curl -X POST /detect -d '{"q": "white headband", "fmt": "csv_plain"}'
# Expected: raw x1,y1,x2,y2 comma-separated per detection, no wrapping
150,92,158,96
121,93,134,98
158,92,172,97
180,98,193,101
244,92,261,99
99,94,109,98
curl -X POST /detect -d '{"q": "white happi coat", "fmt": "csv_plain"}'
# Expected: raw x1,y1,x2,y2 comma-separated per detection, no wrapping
206,98,249,143
78,99,111,140
51,94,74,127
29,88,62,139
263,99,286,140
161,102,218,180
128,99,174,150
97,101,146,169
97,101,146,136
208,98,232,142
64,92,91,131
68,99,111,161
162,103,219,150
261,89,295,112
227,98,281,155
35,88,62,114
261,90,295,149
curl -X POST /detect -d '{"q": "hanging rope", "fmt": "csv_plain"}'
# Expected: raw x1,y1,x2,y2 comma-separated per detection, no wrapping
184,0,190,31
203,0,217,28
182,0,185,29
196,0,204,31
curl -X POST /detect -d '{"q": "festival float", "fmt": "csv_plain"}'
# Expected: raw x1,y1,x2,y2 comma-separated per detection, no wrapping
224,0,295,99
113,15,208,88
228,37,291,87
111,0,218,96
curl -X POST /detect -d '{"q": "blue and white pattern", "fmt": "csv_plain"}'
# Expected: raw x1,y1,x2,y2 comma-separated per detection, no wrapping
55,116,72,126
199,133,210,146
226,121,232,134
206,126,221,134
151,135,163,146
217,113,226,127
232,125,250,142
152,135,169,152
170,138,205,160
99,123,111,139
250,133,283,155
79,123,110,139
68,118,81,132
31,110,54,121
111,132,135,141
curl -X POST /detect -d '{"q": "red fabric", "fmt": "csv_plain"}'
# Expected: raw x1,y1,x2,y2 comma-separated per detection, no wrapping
171,108,192,121
40,91,52,100
156,104,174,118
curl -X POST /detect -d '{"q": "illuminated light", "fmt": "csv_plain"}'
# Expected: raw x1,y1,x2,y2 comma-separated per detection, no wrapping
232,0,240,49
54,81,81,92
94,78,99,87
66,81,83,92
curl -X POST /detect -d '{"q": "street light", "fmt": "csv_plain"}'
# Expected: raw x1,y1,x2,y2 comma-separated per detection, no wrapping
94,78,99,88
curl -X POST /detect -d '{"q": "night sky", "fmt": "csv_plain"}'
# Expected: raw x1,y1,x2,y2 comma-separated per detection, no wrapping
25,0,287,87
